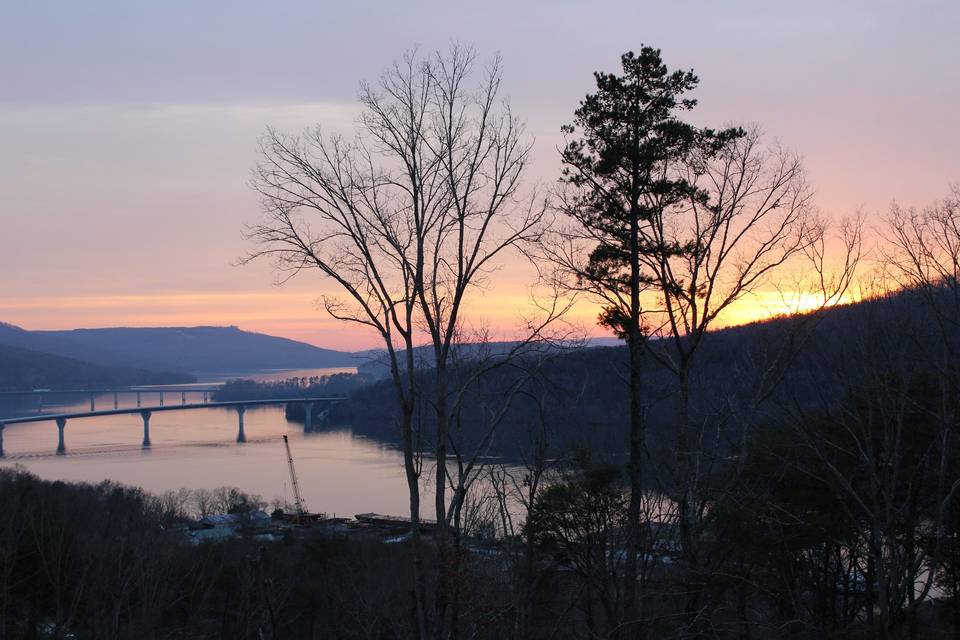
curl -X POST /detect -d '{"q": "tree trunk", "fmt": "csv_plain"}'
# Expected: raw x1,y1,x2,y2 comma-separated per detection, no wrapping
623,331,645,638
622,171,644,638
434,359,451,639
401,404,429,640
953,538,960,640
677,363,701,633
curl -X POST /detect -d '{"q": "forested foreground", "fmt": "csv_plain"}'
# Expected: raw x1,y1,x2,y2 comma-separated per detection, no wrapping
5,356,960,640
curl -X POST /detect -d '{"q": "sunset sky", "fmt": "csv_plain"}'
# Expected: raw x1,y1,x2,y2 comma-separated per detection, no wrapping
1,1,957,350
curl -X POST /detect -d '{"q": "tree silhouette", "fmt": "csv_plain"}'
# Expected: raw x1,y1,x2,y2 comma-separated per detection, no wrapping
551,46,741,633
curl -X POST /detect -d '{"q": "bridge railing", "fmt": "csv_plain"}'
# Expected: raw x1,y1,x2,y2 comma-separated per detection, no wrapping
0,386,225,413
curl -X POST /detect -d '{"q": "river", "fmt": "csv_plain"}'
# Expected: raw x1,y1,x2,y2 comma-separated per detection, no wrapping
0,369,435,518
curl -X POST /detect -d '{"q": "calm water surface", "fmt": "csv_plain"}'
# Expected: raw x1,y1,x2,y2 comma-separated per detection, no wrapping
0,369,431,517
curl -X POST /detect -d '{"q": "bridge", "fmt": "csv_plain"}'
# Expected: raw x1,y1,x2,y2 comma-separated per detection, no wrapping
0,397,342,458
0,386,224,413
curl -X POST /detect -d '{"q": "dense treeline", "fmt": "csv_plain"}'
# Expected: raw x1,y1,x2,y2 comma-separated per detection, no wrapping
213,373,372,403
0,467,659,639
0,469,430,639
258,284,953,461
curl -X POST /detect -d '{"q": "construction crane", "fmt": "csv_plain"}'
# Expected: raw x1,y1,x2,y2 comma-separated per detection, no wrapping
282,435,308,518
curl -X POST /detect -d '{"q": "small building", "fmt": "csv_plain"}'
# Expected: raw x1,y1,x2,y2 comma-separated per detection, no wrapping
198,510,272,529
187,526,236,545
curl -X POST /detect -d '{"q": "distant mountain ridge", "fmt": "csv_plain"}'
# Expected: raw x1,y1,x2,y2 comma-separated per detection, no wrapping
0,324,357,375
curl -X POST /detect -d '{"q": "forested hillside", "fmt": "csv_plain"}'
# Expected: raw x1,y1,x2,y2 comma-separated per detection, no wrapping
0,323,356,374
293,284,952,467
0,343,195,390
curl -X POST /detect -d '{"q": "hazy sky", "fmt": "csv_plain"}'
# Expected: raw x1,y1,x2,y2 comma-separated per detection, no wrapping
1,1,957,349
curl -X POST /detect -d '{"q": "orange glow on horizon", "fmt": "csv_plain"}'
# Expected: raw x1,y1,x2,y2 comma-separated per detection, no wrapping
0,285,861,352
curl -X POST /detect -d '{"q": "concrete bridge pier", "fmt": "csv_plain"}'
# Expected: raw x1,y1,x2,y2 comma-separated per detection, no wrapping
181,391,186,405
0,423,5,458
89,395,95,412
114,392,119,410
141,411,152,448
136,391,142,408
159,392,164,407
36,394,43,414
56,418,67,455
203,391,208,403
236,405,247,443
303,402,314,432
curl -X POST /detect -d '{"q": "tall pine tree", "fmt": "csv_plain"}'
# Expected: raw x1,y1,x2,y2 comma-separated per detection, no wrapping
559,46,741,634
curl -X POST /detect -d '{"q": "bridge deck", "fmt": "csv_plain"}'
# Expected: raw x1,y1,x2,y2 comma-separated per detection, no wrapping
0,397,343,425
0,397,345,457
0,386,223,397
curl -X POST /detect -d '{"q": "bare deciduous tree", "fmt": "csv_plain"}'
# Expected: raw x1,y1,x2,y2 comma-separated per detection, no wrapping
640,129,820,564
633,129,869,634
880,185,960,636
884,184,960,357
246,44,548,639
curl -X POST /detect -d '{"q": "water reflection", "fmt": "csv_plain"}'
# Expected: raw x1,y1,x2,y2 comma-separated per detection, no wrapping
0,369,440,517
1,405,427,517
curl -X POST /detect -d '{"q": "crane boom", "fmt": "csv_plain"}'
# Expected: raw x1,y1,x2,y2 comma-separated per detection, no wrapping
282,435,307,516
